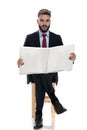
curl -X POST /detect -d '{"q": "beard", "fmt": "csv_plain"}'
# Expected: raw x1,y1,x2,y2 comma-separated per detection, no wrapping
39,25,50,33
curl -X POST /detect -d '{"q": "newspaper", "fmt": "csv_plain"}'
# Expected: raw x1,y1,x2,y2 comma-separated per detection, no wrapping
19,44,74,74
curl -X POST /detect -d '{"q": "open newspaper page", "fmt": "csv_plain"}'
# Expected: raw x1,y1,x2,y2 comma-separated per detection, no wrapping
47,45,74,72
19,44,74,74
19,47,48,74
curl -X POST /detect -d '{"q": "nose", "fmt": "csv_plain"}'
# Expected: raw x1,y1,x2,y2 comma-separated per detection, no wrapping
43,21,48,25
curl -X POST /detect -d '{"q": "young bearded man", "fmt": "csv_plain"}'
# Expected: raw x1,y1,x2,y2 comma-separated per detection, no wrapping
17,9,76,129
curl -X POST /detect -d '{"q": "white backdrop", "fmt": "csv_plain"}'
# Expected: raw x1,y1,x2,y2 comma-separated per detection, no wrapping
0,0,87,130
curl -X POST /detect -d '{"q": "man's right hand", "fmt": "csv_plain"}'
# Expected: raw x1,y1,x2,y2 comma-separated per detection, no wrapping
17,58,24,67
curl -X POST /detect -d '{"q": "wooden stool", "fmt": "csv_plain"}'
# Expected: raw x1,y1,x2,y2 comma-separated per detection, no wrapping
32,83,56,118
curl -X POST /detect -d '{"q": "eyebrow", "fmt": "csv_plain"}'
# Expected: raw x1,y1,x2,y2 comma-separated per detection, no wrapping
40,18,50,21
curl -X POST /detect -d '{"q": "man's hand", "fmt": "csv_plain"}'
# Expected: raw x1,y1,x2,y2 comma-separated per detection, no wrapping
17,58,24,67
69,52,76,61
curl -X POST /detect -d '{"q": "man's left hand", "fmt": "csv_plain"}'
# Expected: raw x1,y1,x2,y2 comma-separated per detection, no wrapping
69,52,76,61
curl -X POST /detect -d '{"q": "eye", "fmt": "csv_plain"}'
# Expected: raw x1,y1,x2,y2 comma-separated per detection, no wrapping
46,19,50,22
40,19,44,22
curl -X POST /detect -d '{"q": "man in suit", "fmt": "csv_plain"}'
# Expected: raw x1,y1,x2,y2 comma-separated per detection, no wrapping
17,9,76,129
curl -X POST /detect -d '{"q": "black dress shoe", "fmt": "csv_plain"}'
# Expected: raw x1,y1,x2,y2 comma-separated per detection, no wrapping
34,118,43,129
53,101,67,114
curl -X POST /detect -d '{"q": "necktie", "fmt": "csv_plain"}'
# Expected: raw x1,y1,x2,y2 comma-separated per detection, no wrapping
42,34,46,47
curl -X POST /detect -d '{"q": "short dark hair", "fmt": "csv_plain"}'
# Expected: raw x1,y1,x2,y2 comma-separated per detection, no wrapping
38,9,51,17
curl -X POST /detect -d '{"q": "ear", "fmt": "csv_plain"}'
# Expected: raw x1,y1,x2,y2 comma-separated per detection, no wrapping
49,19,51,24
37,19,39,24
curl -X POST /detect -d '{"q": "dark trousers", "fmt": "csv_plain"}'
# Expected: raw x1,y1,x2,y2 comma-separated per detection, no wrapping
34,74,55,112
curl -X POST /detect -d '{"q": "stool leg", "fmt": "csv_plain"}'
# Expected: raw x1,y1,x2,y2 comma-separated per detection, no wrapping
51,82,56,118
32,83,56,118
51,104,55,118
32,83,36,118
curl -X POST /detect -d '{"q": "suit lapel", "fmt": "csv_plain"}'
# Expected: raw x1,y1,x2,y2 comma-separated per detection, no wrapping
49,32,54,47
34,31,40,47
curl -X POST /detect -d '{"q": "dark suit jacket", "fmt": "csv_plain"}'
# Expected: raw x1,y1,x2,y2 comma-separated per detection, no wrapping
23,31,63,84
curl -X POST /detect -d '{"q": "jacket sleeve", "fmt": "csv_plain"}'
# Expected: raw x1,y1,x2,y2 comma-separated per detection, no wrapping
23,35,32,84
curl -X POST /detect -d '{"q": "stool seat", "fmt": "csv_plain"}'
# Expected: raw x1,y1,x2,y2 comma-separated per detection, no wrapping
32,83,56,118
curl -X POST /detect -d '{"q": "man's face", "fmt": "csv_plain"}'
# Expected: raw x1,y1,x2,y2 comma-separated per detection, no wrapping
37,14,51,33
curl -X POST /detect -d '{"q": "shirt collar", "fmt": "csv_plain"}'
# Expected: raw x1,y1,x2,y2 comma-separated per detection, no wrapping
39,30,49,37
